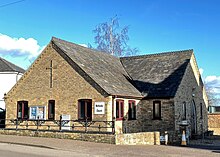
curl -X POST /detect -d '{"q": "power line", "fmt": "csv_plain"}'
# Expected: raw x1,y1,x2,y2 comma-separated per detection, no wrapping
0,0,26,8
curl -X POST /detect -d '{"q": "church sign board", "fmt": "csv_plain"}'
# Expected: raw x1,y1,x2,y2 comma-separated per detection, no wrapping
94,102,105,114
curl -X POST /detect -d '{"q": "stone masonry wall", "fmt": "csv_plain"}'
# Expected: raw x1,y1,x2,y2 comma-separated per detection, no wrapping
5,43,112,132
208,113,220,135
115,131,160,145
174,59,208,140
0,130,115,144
116,99,175,141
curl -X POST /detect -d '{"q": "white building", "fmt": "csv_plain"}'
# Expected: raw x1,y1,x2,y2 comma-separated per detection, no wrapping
0,57,25,109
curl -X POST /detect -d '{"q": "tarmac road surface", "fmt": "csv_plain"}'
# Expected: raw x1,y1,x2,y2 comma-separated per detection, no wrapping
0,134,220,157
0,143,89,157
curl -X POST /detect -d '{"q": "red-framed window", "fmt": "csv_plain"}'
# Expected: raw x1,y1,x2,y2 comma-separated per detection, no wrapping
116,100,124,120
17,101,28,120
128,100,136,120
78,99,92,120
48,100,55,120
153,101,161,120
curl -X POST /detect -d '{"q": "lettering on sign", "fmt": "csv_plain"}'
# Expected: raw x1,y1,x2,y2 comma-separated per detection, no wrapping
94,102,105,114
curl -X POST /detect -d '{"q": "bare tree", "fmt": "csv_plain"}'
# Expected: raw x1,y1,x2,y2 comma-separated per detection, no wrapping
205,84,220,106
92,16,138,57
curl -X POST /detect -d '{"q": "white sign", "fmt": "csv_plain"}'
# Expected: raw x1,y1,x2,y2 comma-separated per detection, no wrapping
61,114,71,130
94,102,105,114
160,136,165,142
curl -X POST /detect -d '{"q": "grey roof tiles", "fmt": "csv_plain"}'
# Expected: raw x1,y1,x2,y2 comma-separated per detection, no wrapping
52,37,142,97
52,37,193,98
120,50,193,98
0,57,25,73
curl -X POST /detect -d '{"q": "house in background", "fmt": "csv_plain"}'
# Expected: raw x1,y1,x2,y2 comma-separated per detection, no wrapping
0,57,25,110
208,105,220,113
4,37,208,143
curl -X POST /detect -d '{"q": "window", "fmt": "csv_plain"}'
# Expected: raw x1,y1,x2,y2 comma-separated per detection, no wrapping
29,106,46,120
182,102,186,120
216,107,220,112
48,100,55,120
153,101,161,120
78,99,92,120
17,101,28,120
128,100,136,120
116,100,124,120
200,103,203,119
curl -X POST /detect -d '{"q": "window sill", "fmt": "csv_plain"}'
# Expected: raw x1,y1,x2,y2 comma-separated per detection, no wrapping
78,119,92,121
116,118,124,121
152,118,162,120
128,118,137,121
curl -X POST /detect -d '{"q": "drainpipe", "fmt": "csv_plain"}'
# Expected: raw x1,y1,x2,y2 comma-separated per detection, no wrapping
16,72,20,82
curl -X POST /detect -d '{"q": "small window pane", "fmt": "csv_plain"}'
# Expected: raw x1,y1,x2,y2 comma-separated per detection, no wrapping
128,101,136,120
153,101,161,119
116,101,119,118
182,102,186,120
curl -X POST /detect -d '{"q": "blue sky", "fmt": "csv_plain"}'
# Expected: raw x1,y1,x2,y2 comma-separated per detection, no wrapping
0,0,220,96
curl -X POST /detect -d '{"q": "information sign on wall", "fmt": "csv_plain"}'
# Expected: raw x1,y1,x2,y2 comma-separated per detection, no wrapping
94,102,105,114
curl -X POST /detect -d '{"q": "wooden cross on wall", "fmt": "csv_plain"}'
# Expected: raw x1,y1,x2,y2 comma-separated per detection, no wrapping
46,60,55,88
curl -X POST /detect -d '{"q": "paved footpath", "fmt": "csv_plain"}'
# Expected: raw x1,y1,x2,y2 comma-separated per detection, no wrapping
0,134,220,156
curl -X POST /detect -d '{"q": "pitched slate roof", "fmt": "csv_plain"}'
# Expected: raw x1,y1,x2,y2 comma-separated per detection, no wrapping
0,57,25,73
120,50,193,98
51,37,142,97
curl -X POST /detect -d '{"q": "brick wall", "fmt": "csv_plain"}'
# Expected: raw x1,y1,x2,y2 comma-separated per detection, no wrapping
208,113,220,135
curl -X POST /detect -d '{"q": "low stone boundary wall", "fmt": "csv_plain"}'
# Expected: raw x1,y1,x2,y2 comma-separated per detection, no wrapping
0,130,160,145
115,132,160,145
0,129,115,144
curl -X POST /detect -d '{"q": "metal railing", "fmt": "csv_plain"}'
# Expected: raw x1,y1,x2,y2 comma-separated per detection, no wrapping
0,116,115,134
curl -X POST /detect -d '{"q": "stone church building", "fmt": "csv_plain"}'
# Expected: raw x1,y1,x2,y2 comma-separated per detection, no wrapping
5,37,208,143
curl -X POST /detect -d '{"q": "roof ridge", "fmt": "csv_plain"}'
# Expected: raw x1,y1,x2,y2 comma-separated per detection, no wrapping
120,49,193,60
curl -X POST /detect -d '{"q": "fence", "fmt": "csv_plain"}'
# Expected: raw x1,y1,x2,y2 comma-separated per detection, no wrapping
0,116,115,134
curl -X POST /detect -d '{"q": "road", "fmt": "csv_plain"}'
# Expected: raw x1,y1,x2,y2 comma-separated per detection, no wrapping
0,143,89,157
0,142,220,157
0,134,220,157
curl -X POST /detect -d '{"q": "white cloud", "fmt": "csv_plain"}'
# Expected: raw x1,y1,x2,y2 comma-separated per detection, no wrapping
79,43,88,48
205,75,220,95
199,68,204,75
0,33,44,59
